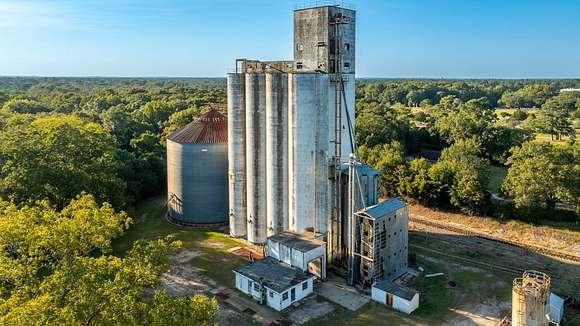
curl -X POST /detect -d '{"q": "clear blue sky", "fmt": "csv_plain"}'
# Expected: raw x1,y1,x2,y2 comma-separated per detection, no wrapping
1,0,579,78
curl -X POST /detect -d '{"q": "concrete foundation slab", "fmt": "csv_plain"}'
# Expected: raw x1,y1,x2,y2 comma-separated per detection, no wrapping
317,277,369,311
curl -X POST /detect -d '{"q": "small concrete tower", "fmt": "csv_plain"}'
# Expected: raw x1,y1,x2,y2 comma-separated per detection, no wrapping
293,5,356,74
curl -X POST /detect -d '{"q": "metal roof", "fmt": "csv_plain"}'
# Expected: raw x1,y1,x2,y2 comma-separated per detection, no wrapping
167,109,227,144
373,279,418,301
341,163,379,177
233,257,314,293
360,198,406,219
268,231,326,253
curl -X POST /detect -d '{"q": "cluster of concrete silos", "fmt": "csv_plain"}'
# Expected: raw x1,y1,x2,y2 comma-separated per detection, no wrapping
227,70,355,245
227,5,357,246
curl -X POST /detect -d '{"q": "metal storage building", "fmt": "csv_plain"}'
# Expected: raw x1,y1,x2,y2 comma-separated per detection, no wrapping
355,198,409,287
167,110,228,225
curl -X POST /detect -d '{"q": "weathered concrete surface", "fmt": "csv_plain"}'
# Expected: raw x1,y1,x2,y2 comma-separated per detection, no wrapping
245,73,267,244
227,73,247,238
317,276,369,311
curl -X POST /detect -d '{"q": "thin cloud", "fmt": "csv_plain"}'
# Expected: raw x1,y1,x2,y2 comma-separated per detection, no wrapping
0,1,68,31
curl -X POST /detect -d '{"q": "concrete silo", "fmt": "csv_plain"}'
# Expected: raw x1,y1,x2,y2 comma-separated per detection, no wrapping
245,73,268,244
227,73,247,237
288,73,331,235
266,73,289,236
167,110,228,225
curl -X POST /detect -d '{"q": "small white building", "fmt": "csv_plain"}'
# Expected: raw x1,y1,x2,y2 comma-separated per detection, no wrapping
371,279,420,314
267,231,327,279
233,257,316,311
549,292,565,325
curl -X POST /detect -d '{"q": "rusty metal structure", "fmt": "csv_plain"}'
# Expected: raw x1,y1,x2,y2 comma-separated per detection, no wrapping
512,270,551,326
353,198,409,287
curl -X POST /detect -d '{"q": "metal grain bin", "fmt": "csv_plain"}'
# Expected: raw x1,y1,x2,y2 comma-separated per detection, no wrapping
167,110,228,225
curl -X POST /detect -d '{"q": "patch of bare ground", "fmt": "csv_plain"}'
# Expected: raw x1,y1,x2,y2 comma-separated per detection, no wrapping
158,249,260,325
409,205,580,258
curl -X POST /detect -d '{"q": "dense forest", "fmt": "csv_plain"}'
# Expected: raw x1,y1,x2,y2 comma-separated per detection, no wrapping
0,77,578,324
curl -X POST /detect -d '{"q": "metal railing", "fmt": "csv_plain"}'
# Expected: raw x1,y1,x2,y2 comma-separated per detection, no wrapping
294,0,356,11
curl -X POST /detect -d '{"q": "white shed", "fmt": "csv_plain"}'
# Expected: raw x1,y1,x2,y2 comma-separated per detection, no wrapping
233,257,316,311
549,292,565,325
267,231,326,279
372,279,419,314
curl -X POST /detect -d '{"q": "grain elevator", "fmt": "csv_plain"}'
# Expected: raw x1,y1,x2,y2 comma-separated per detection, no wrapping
227,4,409,288
228,4,355,253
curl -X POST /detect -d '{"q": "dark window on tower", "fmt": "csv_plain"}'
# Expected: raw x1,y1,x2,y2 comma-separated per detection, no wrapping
344,62,350,68
296,62,303,69
318,41,325,47
345,43,351,51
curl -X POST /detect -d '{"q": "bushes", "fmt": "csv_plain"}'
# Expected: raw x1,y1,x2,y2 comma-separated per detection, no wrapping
362,139,491,215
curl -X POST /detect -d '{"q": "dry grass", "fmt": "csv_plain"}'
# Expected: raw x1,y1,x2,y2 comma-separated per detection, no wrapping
409,205,580,258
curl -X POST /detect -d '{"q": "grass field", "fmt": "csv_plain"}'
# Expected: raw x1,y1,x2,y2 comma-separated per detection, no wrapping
112,196,248,288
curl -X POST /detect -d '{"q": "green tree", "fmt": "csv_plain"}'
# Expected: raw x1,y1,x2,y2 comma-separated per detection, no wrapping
502,142,579,216
0,195,217,325
537,95,576,140
0,115,126,208
499,84,556,108
433,97,496,145
2,98,51,114
398,158,431,204
355,103,410,148
429,139,490,213
138,100,186,132
358,141,406,197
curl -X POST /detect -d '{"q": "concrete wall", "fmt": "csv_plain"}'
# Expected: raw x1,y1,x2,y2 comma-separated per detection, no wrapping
245,73,268,244
266,239,325,273
294,6,356,73
288,73,330,234
265,73,289,236
227,73,247,236
371,287,420,314
371,286,387,305
266,288,282,311
235,272,262,301
277,278,314,311
393,294,419,315
167,140,228,224
303,245,326,271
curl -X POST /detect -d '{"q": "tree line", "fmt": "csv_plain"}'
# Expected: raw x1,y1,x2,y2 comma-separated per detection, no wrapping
356,80,579,221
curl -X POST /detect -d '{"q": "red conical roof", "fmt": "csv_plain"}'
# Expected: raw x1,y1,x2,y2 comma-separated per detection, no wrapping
168,109,227,144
